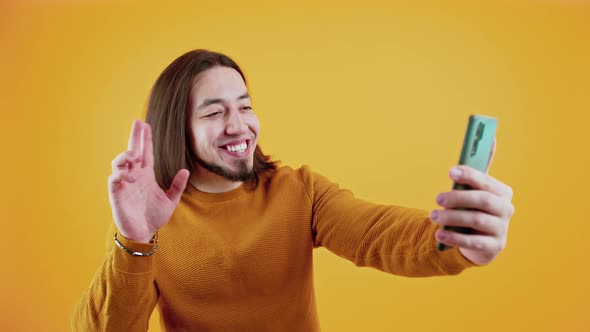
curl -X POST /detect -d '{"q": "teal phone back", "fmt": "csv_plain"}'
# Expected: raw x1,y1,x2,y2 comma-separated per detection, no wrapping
438,115,498,251
456,115,497,183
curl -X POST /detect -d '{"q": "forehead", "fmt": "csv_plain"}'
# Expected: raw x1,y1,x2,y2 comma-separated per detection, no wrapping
190,66,247,102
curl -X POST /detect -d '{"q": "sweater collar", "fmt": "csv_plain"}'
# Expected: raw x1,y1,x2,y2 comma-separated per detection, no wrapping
185,181,247,202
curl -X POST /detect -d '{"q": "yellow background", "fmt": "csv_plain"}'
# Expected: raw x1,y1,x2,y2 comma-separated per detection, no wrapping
1,1,589,331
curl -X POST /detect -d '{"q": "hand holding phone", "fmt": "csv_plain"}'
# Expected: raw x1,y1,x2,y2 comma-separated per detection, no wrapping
436,115,497,251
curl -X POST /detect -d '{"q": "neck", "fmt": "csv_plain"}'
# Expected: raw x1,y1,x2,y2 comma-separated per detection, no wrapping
190,166,242,193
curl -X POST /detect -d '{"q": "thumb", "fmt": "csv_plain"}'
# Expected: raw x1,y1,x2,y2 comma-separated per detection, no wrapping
166,169,190,204
485,137,497,174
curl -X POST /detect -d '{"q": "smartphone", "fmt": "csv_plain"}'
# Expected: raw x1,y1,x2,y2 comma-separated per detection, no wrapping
437,115,498,251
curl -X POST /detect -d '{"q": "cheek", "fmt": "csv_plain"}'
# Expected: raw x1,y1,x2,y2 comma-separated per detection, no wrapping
186,122,198,151
246,114,260,136
189,122,215,153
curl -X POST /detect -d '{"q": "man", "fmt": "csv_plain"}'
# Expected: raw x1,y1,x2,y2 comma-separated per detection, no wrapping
72,50,514,331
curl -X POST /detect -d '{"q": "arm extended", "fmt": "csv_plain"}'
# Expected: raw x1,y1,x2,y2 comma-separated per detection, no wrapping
304,167,475,277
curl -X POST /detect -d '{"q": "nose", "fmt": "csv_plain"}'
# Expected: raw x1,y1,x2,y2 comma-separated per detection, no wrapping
225,107,248,135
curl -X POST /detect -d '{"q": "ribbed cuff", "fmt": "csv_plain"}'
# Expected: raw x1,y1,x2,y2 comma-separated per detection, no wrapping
112,233,156,274
437,246,479,275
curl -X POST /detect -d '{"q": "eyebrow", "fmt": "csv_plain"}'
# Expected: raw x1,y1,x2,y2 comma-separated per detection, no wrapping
197,92,250,111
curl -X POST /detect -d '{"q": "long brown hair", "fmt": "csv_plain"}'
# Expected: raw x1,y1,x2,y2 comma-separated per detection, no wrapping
145,49,278,191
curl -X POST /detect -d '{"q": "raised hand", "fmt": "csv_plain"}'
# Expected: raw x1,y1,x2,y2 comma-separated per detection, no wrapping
430,138,515,265
108,120,190,243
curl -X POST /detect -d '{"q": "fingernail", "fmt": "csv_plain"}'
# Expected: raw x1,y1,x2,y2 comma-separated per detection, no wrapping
450,167,463,179
438,230,448,240
430,210,439,220
436,194,446,205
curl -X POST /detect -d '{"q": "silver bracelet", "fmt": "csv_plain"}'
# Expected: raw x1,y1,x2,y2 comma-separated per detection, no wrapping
113,232,158,256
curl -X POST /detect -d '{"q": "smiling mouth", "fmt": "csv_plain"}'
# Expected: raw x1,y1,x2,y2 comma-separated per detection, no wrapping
219,139,251,156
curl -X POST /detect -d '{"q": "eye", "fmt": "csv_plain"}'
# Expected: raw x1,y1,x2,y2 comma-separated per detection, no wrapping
241,106,252,111
205,111,221,118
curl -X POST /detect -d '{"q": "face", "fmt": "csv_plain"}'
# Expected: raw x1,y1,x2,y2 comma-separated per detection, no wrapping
187,66,260,182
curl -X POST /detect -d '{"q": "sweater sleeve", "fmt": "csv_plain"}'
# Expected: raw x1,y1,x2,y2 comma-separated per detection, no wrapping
71,224,159,332
301,166,477,277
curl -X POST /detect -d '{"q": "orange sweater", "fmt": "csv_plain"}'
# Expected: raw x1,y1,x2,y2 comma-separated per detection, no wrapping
72,165,475,331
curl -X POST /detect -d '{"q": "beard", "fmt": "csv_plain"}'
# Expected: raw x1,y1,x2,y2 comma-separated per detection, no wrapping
193,154,256,183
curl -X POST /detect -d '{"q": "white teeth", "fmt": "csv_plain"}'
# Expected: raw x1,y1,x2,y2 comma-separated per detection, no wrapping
226,142,247,153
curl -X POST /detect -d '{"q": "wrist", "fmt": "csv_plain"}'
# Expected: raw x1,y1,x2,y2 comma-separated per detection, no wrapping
114,232,158,257
118,230,156,244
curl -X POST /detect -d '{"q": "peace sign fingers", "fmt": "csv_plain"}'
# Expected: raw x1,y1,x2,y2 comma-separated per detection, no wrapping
123,120,155,170
141,122,154,169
